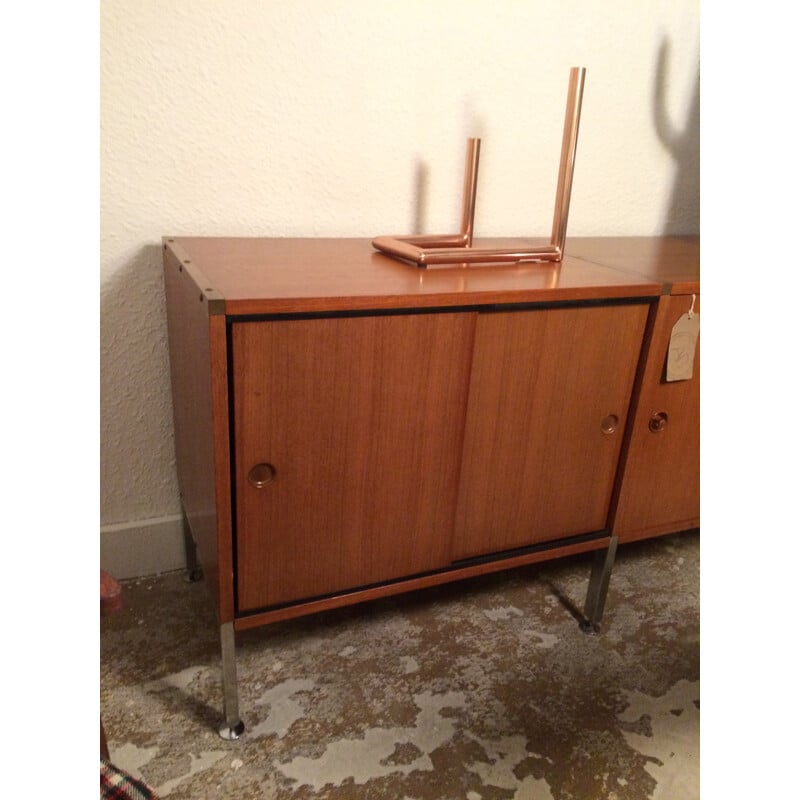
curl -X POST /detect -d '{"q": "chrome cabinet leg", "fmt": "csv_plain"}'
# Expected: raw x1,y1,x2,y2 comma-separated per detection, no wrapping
218,622,245,740
181,513,204,583
580,536,619,634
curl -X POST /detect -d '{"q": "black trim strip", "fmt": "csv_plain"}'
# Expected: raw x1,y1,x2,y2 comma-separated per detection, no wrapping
235,529,609,620
226,296,651,324
226,320,241,614
450,529,608,568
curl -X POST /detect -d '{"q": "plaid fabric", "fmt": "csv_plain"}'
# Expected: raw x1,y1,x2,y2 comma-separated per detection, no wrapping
100,759,157,800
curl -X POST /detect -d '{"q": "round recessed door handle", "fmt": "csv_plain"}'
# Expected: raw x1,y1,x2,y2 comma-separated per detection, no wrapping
649,411,669,433
247,463,277,488
600,414,619,434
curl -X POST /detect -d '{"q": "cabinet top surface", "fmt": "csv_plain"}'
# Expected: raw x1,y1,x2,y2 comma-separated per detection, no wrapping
164,236,698,315
567,236,700,295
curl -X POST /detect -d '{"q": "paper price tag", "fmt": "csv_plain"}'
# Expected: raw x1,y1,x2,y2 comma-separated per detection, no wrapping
666,301,699,382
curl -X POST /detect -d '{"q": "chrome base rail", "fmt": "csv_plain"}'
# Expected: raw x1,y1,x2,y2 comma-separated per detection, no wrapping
580,536,619,634
218,621,245,740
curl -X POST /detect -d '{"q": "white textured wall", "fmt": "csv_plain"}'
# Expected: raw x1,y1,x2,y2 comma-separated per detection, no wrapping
100,0,699,569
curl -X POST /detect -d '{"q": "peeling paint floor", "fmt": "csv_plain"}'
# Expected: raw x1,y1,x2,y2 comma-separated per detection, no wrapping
101,531,699,799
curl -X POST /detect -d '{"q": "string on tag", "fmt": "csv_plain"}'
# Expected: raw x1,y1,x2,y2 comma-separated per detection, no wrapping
688,294,696,319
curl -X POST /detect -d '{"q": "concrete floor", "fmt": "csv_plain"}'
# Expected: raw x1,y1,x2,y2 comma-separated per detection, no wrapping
101,531,699,799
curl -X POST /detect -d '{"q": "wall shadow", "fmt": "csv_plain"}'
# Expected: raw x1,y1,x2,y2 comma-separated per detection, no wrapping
653,38,700,235
411,159,429,235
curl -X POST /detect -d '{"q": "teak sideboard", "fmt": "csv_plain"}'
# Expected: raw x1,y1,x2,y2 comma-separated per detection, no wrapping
162,236,700,738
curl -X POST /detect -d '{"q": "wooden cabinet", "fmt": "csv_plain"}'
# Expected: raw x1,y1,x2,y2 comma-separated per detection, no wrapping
162,235,698,735
454,304,647,559
232,313,474,610
610,293,700,541
231,303,651,611
567,237,700,543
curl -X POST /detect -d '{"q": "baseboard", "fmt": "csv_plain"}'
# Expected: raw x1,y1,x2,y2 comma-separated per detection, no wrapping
100,514,186,579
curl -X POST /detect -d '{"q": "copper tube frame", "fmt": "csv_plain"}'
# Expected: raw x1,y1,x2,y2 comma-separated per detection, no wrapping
372,67,586,267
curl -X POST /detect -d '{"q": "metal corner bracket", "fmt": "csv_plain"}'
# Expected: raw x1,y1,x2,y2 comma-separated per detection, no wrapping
165,239,226,315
